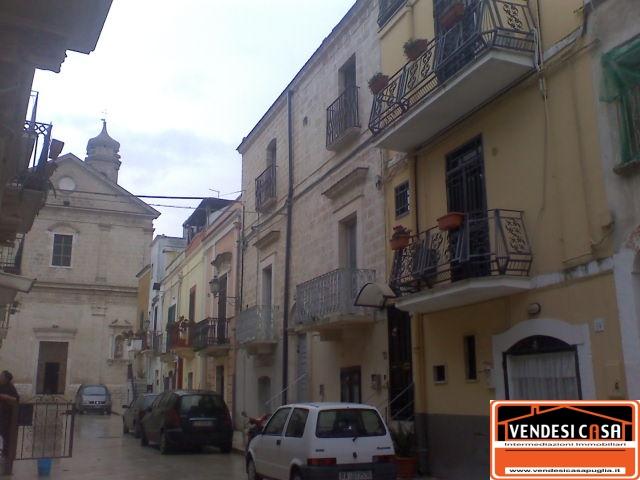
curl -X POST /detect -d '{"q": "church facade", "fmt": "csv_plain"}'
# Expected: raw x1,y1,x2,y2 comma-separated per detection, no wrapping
0,122,158,409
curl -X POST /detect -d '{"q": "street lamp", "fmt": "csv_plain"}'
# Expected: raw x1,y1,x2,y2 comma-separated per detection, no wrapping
209,275,220,297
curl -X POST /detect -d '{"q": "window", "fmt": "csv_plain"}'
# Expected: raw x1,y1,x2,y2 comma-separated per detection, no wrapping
316,409,386,438
394,181,410,218
463,335,477,380
267,139,277,167
52,234,73,267
263,407,291,436
188,287,196,322
114,335,124,359
339,56,356,93
285,408,309,438
340,366,361,403
433,364,447,384
216,365,224,396
340,216,358,270
602,38,640,167
179,394,225,416
217,275,227,321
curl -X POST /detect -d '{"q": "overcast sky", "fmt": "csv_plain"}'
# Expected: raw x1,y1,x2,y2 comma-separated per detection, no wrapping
32,0,353,236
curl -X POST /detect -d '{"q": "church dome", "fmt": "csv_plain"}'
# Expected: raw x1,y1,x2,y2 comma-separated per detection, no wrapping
87,120,120,153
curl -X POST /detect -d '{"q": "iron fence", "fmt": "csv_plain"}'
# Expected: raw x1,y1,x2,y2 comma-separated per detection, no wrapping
0,234,24,275
390,209,532,294
295,268,376,327
378,0,407,27
192,318,229,350
255,163,276,212
369,0,535,134
166,321,193,350
326,86,360,148
236,306,278,346
14,401,75,461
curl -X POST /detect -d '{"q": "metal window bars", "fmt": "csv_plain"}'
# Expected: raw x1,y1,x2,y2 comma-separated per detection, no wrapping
191,318,230,350
255,163,277,212
326,86,360,149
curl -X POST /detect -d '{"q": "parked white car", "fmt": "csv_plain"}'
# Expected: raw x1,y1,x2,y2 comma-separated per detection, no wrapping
246,402,396,480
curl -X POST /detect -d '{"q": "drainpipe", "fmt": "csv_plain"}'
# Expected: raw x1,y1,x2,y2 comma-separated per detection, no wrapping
411,154,429,474
281,90,295,405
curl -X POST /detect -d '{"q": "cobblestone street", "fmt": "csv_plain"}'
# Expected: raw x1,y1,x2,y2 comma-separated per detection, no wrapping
8,414,246,480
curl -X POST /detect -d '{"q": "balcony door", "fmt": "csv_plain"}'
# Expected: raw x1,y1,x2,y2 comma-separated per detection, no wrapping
340,217,358,307
446,137,489,280
435,0,481,82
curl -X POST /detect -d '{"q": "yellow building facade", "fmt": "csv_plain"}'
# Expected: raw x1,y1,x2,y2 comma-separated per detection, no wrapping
375,0,625,478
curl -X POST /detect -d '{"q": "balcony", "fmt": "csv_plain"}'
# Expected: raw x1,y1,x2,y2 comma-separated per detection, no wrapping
378,0,407,28
255,164,276,212
369,0,535,151
390,209,532,313
295,268,376,335
0,235,24,275
237,306,278,355
326,86,360,150
166,320,195,358
192,318,231,356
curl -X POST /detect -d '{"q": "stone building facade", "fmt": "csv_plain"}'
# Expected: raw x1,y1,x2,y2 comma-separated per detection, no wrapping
0,123,158,409
237,0,395,419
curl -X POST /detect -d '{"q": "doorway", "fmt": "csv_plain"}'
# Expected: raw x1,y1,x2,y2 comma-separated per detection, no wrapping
216,365,224,397
340,366,362,403
36,342,68,395
388,307,414,420
446,137,489,280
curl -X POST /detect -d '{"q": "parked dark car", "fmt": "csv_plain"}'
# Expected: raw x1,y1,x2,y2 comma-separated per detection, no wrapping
75,384,111,415
140,390,233,454
123,393,158,437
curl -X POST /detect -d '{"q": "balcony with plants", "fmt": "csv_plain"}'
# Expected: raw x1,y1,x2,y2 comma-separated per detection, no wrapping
295,268,376,336
369,0,535,152
236,306,278,355
191,317,231,356
389,209,532,313
166,317,195,358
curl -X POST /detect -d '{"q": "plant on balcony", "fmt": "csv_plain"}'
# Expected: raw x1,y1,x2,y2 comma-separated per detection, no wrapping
390,225,412,251
403,38,430,61
368,72,390,95
391,424,418,478
437,212,465,231
439,1,466,30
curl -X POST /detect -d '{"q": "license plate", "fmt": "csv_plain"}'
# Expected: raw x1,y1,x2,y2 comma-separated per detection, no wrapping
339,471,372,480
192,420,214,427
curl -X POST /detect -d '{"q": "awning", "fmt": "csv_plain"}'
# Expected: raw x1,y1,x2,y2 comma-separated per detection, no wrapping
353,282,397,309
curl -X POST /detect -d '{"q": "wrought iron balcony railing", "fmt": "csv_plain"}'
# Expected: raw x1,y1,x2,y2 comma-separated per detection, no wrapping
326,86,360,149
390,209,532,294
23,120,53,171
378,0,407,27
192,318,230,350
0,234,24,275
153,332,166,354
166,321,194,350
369,0,535,135
237,306,278,346
295,268,376,327
255,163,276,212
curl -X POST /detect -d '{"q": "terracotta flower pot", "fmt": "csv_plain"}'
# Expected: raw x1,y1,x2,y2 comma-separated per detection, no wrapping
369,75,390,95
395,456,418,478
404,39,430,61
390,234,411,251
440,2,465,30
437,212,465,231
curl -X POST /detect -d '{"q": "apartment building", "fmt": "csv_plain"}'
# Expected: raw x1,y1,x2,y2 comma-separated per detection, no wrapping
374,0,625,477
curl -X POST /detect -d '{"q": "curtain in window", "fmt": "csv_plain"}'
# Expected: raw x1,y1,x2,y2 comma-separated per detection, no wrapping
507,351,579,400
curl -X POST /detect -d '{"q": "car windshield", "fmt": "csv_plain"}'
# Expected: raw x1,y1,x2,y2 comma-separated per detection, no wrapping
179,395,225,417
142,395,158,408
316,409,386,438
83,386,107,396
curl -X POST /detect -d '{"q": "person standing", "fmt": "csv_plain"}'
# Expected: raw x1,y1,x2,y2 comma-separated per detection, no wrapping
0,371,19,458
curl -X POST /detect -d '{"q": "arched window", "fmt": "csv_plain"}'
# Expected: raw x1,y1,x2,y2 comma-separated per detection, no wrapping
504,335,581,400
267,139,276,167
114,335,124,360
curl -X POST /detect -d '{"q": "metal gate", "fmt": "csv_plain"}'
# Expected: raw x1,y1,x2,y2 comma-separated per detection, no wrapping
14,401,75,460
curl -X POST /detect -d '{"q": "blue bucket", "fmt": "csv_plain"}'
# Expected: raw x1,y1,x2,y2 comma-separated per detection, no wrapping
37,458,52,477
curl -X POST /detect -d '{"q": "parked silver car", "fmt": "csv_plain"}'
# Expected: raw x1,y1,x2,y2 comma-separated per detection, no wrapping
75,384,111,415
122,393,158,437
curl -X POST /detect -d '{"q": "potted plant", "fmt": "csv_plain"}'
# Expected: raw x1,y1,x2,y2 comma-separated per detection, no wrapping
439,1,466,30
391,424,418,478
403,38,430,61
368,72,390,95
390,225,412,251
437,212,465,231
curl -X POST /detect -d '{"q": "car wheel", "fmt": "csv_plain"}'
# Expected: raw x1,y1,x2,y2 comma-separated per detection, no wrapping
159,432,171,455
140,427,148,447
247,458,261,480
122,419,129,434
